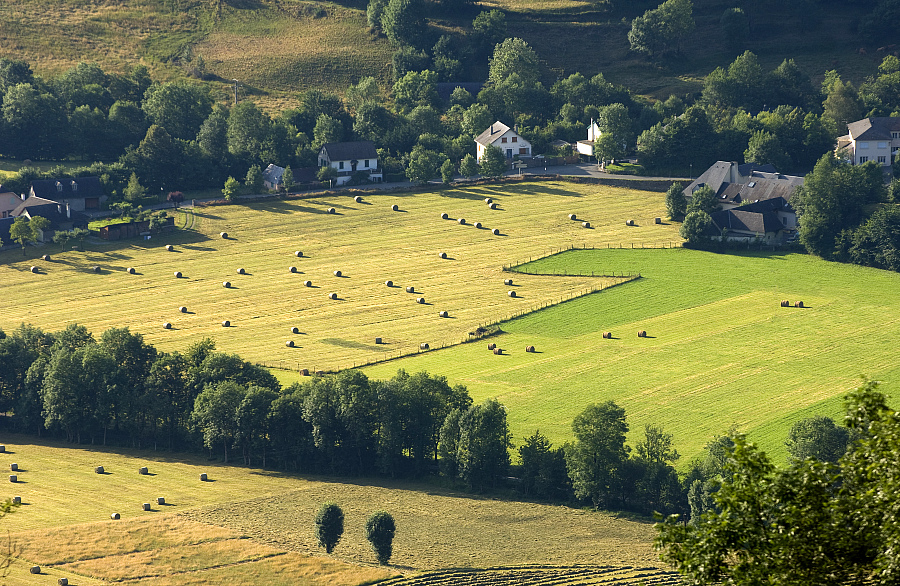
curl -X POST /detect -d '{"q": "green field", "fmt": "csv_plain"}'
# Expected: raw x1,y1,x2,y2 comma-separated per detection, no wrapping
0,435,671,585
360,247,900,465
0,180,673,374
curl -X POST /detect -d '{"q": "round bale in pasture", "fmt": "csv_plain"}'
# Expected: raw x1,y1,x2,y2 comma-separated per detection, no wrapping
385,280,393,287
304,280,312,287
508,290,517,297
327,207,335,214
458,218,465,225
291,326,300,334
286,340,294,348
30,266,38,273
493,348,503,355
504,278,513,286
111,513,120,520
59,578,69,586
157,497,165,505
416,297,425,304
300,369,310,376
223,281,231,288
289,266,297,273
222,320,230,327
526,345,535,352
406,286,415,293
439,311,448,318
237,268,245,274
492,228,500,235
220,232,228,238
166,245,174,251
582,222,591,228
200,473,208,481
12,496,20,504
569,214,577,221
179,306,187,313
485,198,492,204
142,503,151,511
626,219,635,226
374,338,382,344
92,266,101,273
163,322,172,329
637,330,647,338
0,446,5,453
439,252,447,259
41,254,50,261
328,292,337,299
391,204,399,211
295,251,303,257
95,466,104,474
9,475,16,483
490,202,498,209
420,343,429,350
333,270,342,277
780,300,790,307
488,343,496,350
139,466,148,475
127,267,135,274
30,566,40,574
796,301,804,308
473,222,481,229
602,332,612,339
10,464,17,471
441,212,448,219
655,217,662,224
174,271,182,278
355,196,363,203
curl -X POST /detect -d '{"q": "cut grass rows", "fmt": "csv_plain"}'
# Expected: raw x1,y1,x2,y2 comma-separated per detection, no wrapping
376,565,682,586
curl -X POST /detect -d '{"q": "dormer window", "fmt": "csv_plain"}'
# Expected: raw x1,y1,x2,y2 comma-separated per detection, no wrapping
56,182,63,192
71,180,77,192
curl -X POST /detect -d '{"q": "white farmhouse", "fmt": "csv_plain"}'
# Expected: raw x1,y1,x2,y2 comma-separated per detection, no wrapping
317,141,382,186
575,120,602,157
837,117,900,168
475,121,532,162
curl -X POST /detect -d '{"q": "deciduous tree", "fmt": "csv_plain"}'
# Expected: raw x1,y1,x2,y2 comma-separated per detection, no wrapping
365,511,396,564
565,401,629,508
315,502,345,553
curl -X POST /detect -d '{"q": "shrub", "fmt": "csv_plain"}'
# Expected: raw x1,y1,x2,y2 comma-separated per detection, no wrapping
365,511,396,565
315,502,345,554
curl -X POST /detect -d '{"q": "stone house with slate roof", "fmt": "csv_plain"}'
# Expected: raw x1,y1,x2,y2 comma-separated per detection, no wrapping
837,117,900,169
317,141,382,186
29,176,106,212
262,164,285,190
475,121,532,162
11,195,90,242
684,161,803,244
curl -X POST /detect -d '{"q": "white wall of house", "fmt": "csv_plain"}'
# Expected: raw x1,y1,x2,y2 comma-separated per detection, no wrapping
1,192,20,218
852,140,895,166
476,130,532,161
321,157,382,186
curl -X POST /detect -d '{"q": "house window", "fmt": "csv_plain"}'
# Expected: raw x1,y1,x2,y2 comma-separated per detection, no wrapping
501,137,507,143
56,182,63,192
860,156,868,163
520,147,528,155
339,161,344,170
879,156,887,163
878,142,888,149
859,142,869,149
893,132,899,139
71,181,77,191
511,136,517,143
363,159,368,168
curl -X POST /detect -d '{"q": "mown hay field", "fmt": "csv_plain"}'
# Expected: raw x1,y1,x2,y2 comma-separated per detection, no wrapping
0,436,670,585
361,247,900,465
0,181,675,374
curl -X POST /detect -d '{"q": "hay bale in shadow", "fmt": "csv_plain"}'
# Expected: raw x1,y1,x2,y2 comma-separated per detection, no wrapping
41,254,51,261
92,266,101,273
490,202,498,209
485,198,492,204
327,207,335,214
300,369,310,376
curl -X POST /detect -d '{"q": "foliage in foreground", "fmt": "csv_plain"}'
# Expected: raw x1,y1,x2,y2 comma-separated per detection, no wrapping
656,379,900,585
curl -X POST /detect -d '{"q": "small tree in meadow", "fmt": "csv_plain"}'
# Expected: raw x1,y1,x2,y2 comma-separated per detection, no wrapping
167,191,184,209
222,176,240,202
52,230,71,252
459,153,478,179
315,502,345,554
365,511,396,565
665,182,686,221
440,158,455,184
9,216,50,256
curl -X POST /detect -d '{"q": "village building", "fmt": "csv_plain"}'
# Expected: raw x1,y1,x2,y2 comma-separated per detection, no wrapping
317,141,382,186
28,176,106,212
837,117,900,169
10,195,89,242
475,121,532,162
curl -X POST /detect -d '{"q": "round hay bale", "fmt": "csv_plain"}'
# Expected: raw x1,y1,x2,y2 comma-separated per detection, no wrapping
638,330,647,338
92,265,101,273
9,475,16,483
200,473,208,481
142,503,151,511
295,250,303,257
439,311,448,318
796,301,804,308
30,265,38,273
286,340,294,348
419,343,429,350
300,369,310,376
374,337,382,344
41,254,50,261
0,446,4,453
237,267,245,275
602,332,611,339
440,212,448,219
504,278,513,286
59,578,69,586
526,345,535,352
166,245,174,251
406,286,414,293
438,252,447,259
492,228,500,235
174,271,182,278
484,198,492,204
291,326,300,334
327,207,336,214
95,466,104,474
10,464,17,471
163,322,172,329
139,466,148,475
29,565,40,574
333,270,342,277
582,221,591,228
127,267,135,274
626,219,634,226
490,202,498,210
157,497,165,505
508,290,516,297
220,232,228,239
487,343,496,350
111,512,120,520
222,320,230,327
458,218,466,225
416,297,425,304
385,280,393,287
12,496,20,504
304,280,312,287
223,281,231,288
474,222,482,229
655,217,662,224
493,348,503,355
391,204,399,211
315,370,325,376
569,213,577,221
289,266,297,273
179,306,187,313
328,292,337,300
354,195,363,203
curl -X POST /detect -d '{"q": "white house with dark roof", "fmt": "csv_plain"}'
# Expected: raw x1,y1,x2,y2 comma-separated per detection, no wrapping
317,141,382,186
0,186,21,219
575,120,602,157
684,161,803,244
837,117,900,168
475,121,532,162
29,176,106,212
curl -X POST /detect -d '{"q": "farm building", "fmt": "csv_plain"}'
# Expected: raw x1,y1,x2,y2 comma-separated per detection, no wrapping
10,195,90,242
475,121,533,162
318,141,383,186
29,176,106,212
575,120,603,157
685,161,803,244
837,117,900,169
262,164,285,190
1,186,20,218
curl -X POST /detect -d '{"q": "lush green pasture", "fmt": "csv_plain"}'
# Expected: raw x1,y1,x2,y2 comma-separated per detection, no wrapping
0,181,674,373
362,247,900,465
0,435,665,584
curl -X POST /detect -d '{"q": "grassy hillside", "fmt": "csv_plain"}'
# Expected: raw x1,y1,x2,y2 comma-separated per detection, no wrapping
360,247,900,465
0,435,671,584
0,180,673,372
0,0,883,106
